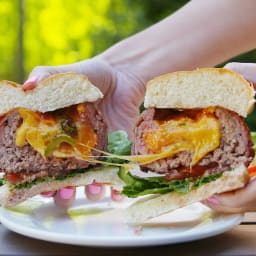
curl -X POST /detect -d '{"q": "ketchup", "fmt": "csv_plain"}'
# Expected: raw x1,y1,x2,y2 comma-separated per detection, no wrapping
164,162,219,181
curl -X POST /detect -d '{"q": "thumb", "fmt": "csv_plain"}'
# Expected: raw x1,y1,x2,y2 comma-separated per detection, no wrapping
224,62,256,87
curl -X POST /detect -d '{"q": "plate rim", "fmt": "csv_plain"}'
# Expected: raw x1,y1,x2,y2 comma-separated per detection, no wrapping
0,205,243,247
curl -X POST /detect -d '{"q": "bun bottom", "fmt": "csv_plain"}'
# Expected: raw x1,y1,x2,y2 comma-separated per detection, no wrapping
0,164,249,224
126,164,249,223
0,167,124,208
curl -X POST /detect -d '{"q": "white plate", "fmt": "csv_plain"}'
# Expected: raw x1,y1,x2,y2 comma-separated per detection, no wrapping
0,188,243,247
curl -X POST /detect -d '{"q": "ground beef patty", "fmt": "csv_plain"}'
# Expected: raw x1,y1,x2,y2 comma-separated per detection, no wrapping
0,103,107,181
133,107,254,180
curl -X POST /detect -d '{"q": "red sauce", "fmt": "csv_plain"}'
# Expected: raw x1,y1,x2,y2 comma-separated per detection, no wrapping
153,107,216,124
164,162,219,181
4,173,23,184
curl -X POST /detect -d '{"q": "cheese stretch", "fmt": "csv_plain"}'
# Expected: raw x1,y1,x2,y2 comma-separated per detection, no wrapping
15,106,221,166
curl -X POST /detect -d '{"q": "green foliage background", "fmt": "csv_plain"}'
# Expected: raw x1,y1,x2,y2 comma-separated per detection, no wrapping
0,0,255,128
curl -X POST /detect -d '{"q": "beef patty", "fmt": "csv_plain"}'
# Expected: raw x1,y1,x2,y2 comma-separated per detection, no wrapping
133,107,254,180
0,103,107,182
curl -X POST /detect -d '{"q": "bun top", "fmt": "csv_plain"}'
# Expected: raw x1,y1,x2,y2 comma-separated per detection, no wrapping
144,68,255,117
0,72,103,115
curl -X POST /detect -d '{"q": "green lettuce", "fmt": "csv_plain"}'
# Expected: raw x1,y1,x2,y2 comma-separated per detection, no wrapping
250,132,256,164
118,167,223,198
105,130,132,164
13,168,93,190
251,132,256,148
0,178,6,186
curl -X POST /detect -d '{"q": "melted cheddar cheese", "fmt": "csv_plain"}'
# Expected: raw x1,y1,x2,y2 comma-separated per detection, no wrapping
15,105,97,159
143,108,220,165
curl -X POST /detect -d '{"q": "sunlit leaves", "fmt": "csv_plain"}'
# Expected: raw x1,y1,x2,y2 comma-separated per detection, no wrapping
0,0,164,82
24,0,113,72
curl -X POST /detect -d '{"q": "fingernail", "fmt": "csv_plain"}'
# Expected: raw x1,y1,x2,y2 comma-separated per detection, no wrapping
24,76,38,84
111,189,123,202
207,197,219,205
23,77,38,91
41,191,56,197
87,184,102,195
59,187,75,200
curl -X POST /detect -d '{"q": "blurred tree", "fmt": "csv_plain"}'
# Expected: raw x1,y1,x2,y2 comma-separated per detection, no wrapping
90,0,149,56
17,0,24,82
1,0,255,82
24,0,111,76
128,0,189,23
0,0,19,81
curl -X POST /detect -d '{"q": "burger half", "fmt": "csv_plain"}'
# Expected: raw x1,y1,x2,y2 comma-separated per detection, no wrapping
0,68,255,224
0,72,124,207
121,68,255,222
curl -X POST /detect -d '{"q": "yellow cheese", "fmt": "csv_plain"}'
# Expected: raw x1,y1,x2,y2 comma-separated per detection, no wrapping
143,113,220,165
15,106,97,159
16,108,41,147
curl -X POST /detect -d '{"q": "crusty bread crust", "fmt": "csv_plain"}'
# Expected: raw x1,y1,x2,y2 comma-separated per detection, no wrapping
0,167,124,208
144,68,255,117
127,164,249,223
0,72,103,115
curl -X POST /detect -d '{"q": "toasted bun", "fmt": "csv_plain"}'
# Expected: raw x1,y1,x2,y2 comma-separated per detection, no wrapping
0,72,103,115
127,164,249,223
0,167,124,208
144,68,255,117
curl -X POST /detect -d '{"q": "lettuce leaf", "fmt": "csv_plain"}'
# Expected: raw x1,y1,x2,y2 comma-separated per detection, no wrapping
13,168,94,190
139,102,145,113
106,130,132,164
251,132,256,149
0,178,6,186
118,167,222,198
250,132,256,164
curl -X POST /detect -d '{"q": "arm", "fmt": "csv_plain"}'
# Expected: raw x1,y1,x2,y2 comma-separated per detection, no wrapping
100,0,256,84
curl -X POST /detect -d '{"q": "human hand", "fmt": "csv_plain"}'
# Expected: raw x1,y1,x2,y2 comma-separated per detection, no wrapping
23,57,145,136
224,62,256,89
23,57,145,207
203,177,256,213
203,62,256,213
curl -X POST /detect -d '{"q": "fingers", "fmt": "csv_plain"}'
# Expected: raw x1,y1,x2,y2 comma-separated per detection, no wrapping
23,77,39,91
202,178,256,213
22,65,70,90
22,58,114,94
85,183,106,201
111,188,124,202
40,191,56,197
84,184,124,202
224,62,256,86
54,187,76,208
27,65,67,82
22,67,55,91
22,63,79,90
202,196,244,214
40,184,123,209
